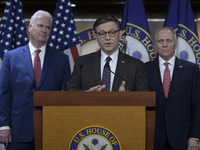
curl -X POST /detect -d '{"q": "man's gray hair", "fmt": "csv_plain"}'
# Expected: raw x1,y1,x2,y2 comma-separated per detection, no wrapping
155,27,177,42
29,10,52,25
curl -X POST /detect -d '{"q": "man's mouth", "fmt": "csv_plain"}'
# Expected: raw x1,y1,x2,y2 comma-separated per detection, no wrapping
105,43,112,46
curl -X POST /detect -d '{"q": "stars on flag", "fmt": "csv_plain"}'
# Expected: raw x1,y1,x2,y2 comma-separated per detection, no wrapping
48,0,80,50
0,0,28,60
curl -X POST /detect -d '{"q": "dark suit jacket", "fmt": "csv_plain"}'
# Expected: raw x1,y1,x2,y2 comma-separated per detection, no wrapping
0,44,71,142
67,50,148,91
145,57,200,150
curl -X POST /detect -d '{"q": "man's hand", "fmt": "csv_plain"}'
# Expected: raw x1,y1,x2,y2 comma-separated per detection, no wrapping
187,138,199,150
119,81,127,92
86,85,106,91
0,130,11,146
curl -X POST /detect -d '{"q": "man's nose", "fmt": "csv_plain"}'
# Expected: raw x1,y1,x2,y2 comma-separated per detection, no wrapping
105,32,111,39
42,27,48,33
163,41,167,47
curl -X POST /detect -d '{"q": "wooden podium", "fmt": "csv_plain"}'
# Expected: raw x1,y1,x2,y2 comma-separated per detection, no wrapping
33,91,155,150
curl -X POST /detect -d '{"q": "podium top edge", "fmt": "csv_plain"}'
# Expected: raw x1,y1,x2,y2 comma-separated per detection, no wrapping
33,91,156,107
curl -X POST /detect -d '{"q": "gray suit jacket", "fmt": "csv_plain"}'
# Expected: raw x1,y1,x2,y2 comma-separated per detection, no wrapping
67,50,148,91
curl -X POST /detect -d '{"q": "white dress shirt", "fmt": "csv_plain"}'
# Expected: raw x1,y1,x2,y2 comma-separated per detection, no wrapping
29,42,46,69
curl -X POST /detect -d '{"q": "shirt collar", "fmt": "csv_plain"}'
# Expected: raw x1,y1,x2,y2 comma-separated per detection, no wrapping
101,49,119,63
29,42,46,55
159,55,175,66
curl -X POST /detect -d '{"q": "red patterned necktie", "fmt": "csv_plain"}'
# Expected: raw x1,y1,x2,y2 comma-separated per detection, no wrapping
163,62,170,99
34,49,41,88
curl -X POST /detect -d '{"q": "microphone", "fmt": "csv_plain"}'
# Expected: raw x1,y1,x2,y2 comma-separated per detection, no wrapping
105,63,129,91
62,64,83,91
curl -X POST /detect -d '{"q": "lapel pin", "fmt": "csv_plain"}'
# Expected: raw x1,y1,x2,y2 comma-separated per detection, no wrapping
179,65,183,68
121,61,125,63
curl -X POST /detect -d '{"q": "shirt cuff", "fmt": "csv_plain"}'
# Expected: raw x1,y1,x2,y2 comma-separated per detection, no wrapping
190,137,199,142
0,126,10,131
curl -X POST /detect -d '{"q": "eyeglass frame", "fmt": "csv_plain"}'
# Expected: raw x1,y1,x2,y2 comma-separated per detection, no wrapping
95,29,121,38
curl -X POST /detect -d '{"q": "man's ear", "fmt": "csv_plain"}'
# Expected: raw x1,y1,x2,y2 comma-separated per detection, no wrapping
175,39,178,49
94,32,96,39
119,30,123,39
28,24,32,33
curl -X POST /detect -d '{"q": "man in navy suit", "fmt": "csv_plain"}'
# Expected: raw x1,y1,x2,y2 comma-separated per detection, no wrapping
0,10,71,150
67,15,148,91
145,27,200,150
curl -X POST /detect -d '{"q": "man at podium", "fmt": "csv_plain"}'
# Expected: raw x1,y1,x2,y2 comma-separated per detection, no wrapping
67,15,148,92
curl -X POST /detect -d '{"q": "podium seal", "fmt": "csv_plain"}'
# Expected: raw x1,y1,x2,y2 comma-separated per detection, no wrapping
68,126,121,150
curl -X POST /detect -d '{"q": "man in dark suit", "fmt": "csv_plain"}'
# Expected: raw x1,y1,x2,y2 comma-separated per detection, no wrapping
145,27,200,150
0,10,71,150
67,15,148,91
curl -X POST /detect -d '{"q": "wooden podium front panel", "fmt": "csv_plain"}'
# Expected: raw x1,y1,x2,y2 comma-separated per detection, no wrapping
43,106,145,150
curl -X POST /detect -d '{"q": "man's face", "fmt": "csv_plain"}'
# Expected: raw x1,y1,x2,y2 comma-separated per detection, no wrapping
28,17,51,46
95,21,122,55
156,29,177,61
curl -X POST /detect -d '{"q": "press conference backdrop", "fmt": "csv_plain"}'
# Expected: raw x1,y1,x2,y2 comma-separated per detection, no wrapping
1,0,200,67
1,17,200,61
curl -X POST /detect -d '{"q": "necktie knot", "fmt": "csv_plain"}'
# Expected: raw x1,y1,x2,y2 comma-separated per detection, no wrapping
106,56,111,64
164,62,169,67
35,49,41,55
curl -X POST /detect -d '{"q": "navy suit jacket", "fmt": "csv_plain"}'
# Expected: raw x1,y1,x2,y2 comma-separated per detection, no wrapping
0,44,71,142
145,57,200,150
67,50,148,91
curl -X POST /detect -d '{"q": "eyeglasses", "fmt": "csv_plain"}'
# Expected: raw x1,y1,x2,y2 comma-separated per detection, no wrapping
96,30,120,38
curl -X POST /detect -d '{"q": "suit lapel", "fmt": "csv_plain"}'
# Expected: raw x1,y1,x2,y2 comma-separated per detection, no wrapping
153,58,166,100
91,51,102,85
168,57,183,97
23,45,35,86
38,47,52,88
112,52,127,91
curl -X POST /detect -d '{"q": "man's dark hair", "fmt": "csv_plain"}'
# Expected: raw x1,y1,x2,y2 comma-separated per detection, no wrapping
93,15,121,33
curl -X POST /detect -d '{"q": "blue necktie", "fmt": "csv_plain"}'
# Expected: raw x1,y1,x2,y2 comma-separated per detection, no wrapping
102,56,111,91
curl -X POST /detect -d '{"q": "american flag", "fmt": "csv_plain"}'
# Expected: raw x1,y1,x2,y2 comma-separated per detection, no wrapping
48,0,82,71
0,0,28,69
